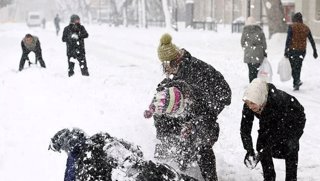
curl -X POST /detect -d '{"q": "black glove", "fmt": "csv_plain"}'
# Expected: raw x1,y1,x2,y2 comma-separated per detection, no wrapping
264,51,267,57
156,78,171,91
313,51,318,59
244,149,258,169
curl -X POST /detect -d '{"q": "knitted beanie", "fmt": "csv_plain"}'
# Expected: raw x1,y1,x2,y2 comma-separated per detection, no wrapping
245,16,256,26
70,14,80,23
292,12,303,23
153,87,185,115
243,78,268,106
157,33,180,62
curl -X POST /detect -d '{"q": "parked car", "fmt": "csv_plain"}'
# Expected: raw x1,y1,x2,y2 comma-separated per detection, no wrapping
26,12,41,27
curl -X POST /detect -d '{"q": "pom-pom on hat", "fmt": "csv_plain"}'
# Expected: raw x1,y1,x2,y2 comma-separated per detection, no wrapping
243,78,268,106
153,87,185,115
157,33,180,62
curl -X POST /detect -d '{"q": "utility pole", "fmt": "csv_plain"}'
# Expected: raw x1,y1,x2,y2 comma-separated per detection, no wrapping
247,0,251,17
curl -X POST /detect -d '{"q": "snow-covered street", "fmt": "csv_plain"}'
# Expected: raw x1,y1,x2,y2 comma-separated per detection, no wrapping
0,22,319,180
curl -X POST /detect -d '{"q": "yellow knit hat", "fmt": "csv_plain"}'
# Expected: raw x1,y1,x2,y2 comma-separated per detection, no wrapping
157,33,180,62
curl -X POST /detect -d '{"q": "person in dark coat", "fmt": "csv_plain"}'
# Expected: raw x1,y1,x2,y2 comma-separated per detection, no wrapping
240,78,306,181
19,34,46,71
54,14,61,36
241,16,267,82
62,14,89,77
284,12,318,91
49,128,198,181
144,33,232,181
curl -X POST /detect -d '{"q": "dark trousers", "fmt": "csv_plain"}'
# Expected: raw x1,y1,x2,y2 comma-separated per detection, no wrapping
68,56,89,76
288,57,303,87
197,145,218,181
260,151,298,181
19,51,46,71
247,63,261,83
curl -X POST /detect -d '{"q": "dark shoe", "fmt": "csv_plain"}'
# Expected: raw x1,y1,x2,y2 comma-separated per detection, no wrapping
68,70,74,77
19,67,23,71
293,81,303,91
82,71,89,76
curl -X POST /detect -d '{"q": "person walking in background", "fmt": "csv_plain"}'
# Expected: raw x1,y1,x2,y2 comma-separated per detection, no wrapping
41,18,46,29
144,33,231,181
54,14,61,36
19,34,46,71
284,12,318,91
240,78,306,181
241,16,267,82
62,14,89,77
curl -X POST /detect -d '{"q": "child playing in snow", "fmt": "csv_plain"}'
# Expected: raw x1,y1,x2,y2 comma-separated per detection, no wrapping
49,128,197,181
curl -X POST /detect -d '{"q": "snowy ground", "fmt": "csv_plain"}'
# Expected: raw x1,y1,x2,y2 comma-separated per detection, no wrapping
0,22,319,181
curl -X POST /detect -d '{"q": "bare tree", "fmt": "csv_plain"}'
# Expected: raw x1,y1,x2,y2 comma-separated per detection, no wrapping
161,0,173,30
55,0,90,22
0,0,12,9
263,0,287,38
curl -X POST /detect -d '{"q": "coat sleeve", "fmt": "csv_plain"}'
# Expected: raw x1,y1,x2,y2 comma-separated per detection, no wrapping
285,26,293,54
64,154,77,181
79,25,89,39
21,41,29,60
240,30,246,48
308,30,317,53
240,103,255,151
62,27,68,42
261,31,267,52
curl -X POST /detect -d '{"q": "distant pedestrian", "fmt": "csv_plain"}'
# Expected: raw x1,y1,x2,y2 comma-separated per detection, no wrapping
54,14,60,36
41,18,46,29
62,14,89,77
241,16,267,82
19,34,46,71
284,12,318,90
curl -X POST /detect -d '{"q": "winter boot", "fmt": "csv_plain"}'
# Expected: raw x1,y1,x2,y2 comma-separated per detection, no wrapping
39,59,46,68
68,61,75,77
293,81,303,91
81,68,89,76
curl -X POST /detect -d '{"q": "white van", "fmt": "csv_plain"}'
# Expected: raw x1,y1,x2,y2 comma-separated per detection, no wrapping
26,12,41,27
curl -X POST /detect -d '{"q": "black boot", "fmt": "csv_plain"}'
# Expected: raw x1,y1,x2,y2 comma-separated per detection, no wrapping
68,61,75,77
81,68,89,76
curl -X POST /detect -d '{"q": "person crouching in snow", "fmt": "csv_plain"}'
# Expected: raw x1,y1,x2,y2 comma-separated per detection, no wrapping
49,128,198,181
19,34,46,71
240,78,306,181
62,14,89,77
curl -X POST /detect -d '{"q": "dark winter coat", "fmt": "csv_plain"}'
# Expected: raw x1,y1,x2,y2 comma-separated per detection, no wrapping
62,23,88,59
154,49,231,146
240,83,306,158
241,25,267,64
285,22,317,58
50,129,197,181
54,16,60,29
21,36,42,60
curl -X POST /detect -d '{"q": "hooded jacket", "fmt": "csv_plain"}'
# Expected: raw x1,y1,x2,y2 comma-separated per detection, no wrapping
240,83,306,158
241,25,267,64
